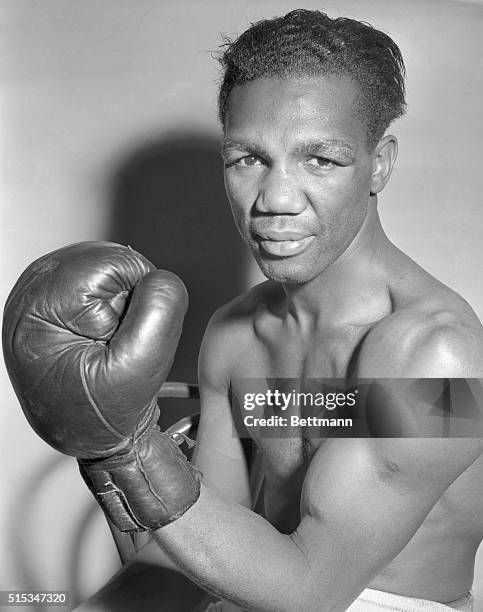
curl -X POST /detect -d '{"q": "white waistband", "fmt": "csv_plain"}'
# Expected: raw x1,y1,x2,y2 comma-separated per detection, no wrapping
346,588,473,611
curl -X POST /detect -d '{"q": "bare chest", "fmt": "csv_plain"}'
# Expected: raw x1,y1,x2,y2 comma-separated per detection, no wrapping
231,328,368,529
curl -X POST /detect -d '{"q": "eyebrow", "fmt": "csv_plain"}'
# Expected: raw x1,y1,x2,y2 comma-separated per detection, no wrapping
294,138,355,159
221,138,264,156
221,137,355,159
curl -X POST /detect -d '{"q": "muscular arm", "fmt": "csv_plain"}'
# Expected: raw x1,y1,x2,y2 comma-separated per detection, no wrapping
152,316,483,611
154,437,482,612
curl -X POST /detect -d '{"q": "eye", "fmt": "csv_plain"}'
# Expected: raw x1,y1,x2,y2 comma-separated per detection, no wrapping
233,155,264,167
305,156,335,169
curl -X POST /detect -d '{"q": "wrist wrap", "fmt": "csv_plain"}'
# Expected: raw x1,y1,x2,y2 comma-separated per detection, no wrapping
79,418,201,532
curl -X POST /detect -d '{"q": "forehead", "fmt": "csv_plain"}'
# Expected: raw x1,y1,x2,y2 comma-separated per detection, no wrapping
224,75,366,149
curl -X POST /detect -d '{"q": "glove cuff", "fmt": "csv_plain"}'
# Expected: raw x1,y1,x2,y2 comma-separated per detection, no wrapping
78,426,202,532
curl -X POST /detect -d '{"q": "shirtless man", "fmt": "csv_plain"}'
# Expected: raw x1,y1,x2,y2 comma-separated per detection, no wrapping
4,9,483,612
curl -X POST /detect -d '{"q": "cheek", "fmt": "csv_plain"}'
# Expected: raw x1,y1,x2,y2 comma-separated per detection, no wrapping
225,170,254,212
310,171,371,242
224,176,251,241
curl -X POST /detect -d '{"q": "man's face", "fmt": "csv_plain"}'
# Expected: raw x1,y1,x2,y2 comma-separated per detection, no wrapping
222,75,377,284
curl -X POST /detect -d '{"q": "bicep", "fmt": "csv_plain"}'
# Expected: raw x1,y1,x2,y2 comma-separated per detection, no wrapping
291,438,483,610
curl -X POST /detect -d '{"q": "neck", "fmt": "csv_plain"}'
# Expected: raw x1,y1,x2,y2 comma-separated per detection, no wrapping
281,200,393,329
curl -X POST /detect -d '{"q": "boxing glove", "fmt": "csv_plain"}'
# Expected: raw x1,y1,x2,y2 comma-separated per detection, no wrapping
2,241,201,531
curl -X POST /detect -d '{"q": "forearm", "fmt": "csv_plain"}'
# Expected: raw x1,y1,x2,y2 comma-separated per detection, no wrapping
154,484,313,612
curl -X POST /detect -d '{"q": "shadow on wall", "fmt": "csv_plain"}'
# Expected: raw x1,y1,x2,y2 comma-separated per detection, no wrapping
107,133,247,425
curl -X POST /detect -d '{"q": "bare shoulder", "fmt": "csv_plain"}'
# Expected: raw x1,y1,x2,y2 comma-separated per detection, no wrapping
357,283,483,377
198,280,277,391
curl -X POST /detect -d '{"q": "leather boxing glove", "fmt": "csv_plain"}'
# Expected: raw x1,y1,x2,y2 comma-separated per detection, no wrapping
2,241,201,531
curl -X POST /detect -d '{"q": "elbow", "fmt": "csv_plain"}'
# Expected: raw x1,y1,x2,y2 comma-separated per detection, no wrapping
285,532,355,612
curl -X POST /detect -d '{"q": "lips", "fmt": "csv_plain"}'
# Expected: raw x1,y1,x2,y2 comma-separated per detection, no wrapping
253,231,315,258
254,230,309,241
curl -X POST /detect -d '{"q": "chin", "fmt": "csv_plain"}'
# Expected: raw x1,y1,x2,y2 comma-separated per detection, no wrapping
255,256,324,285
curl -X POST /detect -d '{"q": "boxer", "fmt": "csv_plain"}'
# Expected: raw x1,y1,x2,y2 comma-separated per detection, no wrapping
4,9,483,612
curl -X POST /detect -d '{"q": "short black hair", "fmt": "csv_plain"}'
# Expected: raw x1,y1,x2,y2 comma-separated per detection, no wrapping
217,9,406,150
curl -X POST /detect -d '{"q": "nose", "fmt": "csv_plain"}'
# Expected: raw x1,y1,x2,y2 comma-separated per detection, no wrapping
255,165,307,215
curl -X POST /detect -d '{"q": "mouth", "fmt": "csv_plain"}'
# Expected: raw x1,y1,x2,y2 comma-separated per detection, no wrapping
254,233,315,258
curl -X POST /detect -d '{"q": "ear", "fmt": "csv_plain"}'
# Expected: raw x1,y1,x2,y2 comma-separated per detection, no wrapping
370,135,398,195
